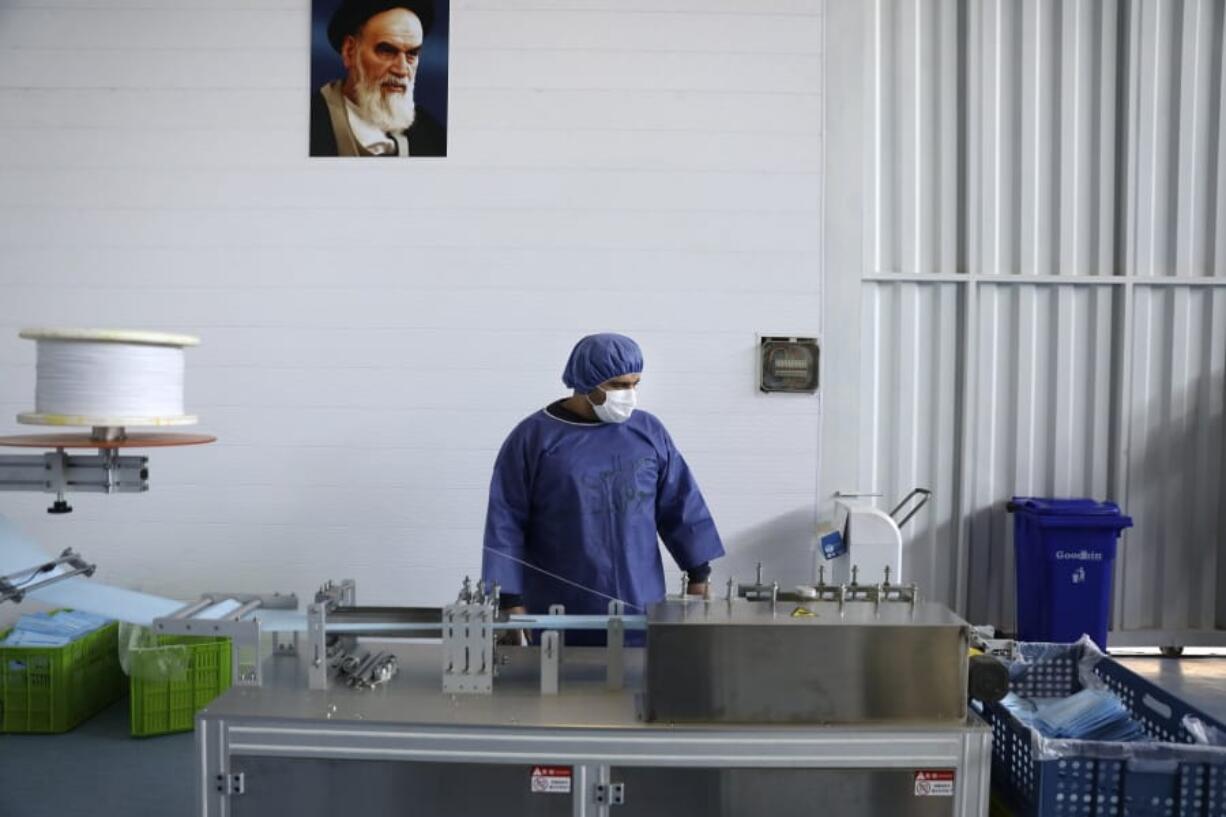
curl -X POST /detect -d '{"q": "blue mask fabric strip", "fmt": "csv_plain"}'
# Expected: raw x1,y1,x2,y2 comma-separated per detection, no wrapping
0,515,184,626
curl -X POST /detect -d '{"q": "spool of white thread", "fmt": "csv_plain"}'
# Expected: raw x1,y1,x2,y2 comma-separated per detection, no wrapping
17,329,199,428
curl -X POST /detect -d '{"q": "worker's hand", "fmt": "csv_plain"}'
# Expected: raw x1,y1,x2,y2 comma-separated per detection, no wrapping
495,629,528,646
496,605,528,646
687,581,709,597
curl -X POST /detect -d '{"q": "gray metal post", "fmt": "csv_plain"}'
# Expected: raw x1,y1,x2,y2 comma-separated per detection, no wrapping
307,603,328,691
606,600,624,691
541,630,560,695
197,716,227,817
548,603,565,657
233,626,261,687
571,764,611,817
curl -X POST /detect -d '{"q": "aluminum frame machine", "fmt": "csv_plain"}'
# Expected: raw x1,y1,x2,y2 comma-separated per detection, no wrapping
195,570,992,817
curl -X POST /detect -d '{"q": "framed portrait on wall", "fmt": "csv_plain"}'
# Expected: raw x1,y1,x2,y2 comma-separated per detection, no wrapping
309,0,449,157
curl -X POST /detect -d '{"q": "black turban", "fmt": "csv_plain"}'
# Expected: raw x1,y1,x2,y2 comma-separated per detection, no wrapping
327,0,436,51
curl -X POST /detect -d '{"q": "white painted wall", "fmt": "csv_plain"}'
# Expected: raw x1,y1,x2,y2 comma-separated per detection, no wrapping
0,0,824,623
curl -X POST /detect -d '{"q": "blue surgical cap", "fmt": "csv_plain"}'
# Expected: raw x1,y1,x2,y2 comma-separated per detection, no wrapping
562,333,644,393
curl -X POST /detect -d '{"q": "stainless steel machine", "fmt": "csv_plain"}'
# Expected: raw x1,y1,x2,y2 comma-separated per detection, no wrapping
194,570,991,817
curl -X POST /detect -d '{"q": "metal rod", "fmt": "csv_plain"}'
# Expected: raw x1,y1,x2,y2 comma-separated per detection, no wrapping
0,566,93,604
169,597,217,620
228,600,263,621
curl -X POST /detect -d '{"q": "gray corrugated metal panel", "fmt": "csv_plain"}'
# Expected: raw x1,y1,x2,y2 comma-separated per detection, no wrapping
1218,0,1226,280
966,0,1123,278
1126,0,1226,278
1121,286,1226,632
870,0,959,275
1172,0,1224,278
854,0,1226,644
964,283,1118,627
859,282,962,607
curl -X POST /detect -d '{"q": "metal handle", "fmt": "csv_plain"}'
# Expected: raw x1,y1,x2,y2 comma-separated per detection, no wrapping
889,488,932,530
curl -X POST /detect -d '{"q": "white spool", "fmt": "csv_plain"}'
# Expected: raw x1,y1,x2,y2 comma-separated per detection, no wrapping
17,328,199,428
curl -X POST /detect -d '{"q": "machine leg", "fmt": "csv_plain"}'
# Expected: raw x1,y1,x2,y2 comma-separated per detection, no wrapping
956,727,992,817
572,764,610,817
197,718,228,817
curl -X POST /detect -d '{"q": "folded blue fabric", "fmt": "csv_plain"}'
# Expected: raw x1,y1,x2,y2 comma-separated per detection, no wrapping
1000,692,1039,726
1031,689,1149,742
2,630,72,647
1,610,111,647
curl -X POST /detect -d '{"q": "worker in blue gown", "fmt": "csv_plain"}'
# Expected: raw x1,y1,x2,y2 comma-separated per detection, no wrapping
481,333,725,645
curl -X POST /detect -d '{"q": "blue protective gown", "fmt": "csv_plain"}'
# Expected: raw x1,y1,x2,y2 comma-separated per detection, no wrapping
481,406,724,645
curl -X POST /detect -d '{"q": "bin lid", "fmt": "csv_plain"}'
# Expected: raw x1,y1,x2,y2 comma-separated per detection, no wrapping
1008,497,1133,529
1009,497,1122,516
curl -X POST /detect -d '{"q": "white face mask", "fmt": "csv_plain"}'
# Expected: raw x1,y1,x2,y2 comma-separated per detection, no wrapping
590,386,637,424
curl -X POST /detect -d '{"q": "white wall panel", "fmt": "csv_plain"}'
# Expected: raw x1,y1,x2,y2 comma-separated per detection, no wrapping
0,88,821,138
859,282,961,604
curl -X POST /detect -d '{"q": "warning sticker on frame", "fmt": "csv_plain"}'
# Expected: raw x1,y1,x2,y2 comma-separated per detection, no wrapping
530,766,573,794
914,770,955,797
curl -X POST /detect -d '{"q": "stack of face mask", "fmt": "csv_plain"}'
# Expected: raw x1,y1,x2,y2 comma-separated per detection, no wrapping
1,610,112,647
999,691,1040,726
1010,689,1150,742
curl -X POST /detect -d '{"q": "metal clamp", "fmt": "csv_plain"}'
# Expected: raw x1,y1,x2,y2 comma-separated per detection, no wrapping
339,650,398,689
0,449,149,514
0,548,95,604
594,782,625,806
442,577,495,694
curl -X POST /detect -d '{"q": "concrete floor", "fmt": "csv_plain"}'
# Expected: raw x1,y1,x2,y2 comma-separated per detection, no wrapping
1,656,1224,817
1114,655,1226,721
0,697,194,817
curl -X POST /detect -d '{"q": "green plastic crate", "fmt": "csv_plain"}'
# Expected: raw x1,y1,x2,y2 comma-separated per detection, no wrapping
129,634,230,737
0,614,126,733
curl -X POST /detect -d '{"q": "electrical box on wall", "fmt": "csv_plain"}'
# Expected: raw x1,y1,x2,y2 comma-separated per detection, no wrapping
759,336,820,394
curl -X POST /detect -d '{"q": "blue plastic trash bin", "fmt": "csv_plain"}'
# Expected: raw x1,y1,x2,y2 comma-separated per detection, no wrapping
1006,498,1133,648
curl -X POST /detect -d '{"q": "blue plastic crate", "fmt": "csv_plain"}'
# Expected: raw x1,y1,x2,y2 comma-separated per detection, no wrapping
980,641,1226,817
